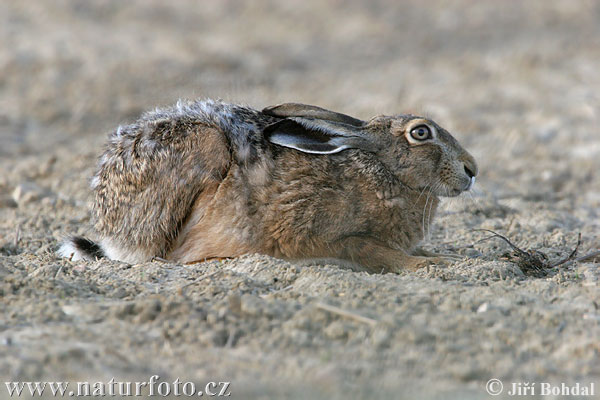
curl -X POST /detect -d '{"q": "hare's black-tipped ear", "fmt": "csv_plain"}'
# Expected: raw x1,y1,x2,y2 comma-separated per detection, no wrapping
263,103,365,127
263,118,380,155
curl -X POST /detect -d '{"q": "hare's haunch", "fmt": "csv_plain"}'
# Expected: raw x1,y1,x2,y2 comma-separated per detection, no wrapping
59,99,477,272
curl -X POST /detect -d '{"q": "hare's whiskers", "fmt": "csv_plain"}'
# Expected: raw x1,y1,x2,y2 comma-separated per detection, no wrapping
426,182,441,238
465,186,486,215
422,190,430,237
416,182,431,205
422,183,437,238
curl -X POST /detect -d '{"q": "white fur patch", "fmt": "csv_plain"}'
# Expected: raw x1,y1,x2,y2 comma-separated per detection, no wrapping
268,132,350,154
468,176,476,190
58,238,150,264
57,240,88,261
100,153,110,166
90,175,100,189
100,238,151,264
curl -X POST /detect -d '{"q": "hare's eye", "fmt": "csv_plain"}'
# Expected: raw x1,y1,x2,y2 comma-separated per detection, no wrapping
410,125,432,141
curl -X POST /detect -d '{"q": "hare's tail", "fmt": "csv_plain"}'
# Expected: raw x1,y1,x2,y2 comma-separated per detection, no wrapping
58,237,105,261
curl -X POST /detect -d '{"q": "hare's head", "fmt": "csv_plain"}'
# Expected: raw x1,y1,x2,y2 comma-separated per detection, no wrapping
263,103,477,197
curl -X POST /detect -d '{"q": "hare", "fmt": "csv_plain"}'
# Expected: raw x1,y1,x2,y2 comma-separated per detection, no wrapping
58,99,478,273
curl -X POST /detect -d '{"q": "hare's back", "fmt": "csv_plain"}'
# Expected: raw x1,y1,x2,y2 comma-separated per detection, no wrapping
91,101,242,258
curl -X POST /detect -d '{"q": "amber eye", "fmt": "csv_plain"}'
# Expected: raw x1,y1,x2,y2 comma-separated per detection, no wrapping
410,125,432,141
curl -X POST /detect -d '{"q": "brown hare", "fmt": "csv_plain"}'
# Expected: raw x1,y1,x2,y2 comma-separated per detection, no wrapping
59,99,477,273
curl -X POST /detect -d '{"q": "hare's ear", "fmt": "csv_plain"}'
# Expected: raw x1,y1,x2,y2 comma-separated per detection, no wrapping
263,103,365,127
263,117,380,155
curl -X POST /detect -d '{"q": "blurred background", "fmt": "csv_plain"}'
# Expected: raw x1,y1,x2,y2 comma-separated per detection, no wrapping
2,0,599,205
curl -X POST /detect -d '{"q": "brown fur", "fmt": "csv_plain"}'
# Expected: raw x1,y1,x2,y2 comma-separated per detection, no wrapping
170,147,443,273
93,122,230,260
61,99,477,272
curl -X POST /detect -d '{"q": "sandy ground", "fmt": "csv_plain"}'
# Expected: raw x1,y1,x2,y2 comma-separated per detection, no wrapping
1,1,599,399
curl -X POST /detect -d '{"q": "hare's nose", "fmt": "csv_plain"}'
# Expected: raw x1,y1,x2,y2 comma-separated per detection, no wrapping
464,164,476,179
461,156,478,178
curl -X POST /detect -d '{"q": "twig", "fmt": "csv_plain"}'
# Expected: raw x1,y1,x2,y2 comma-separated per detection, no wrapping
315,302,378,327
550,233,581,267
472,229,528,256
575,250,600,263
473,229,588,277
554,249,600,269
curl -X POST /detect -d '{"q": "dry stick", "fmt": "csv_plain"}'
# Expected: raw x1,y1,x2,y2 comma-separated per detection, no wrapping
474,229,592,268
575,251,600,263
555,249,600,268
550,233,581,267
473,229,529,256
315,302,378,327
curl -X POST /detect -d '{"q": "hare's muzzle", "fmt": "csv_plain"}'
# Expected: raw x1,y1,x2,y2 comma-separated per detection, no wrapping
465,176,476,191
460,155,478,191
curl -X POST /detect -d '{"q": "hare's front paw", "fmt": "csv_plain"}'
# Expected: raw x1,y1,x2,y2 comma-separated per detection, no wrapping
412,247,463,260
401,255,449,272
